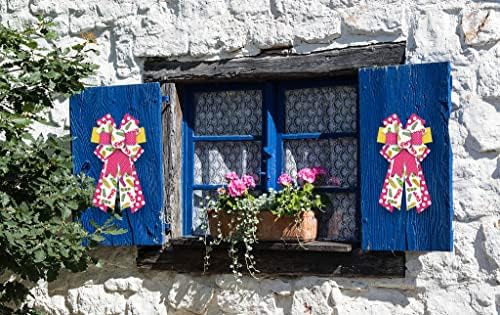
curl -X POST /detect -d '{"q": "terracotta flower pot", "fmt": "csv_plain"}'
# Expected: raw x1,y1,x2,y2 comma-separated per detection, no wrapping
208,211,235,238
208,210,318,242
256,210,317,242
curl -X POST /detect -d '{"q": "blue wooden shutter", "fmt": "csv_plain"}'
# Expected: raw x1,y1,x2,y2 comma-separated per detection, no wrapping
70,83,164,246
359,62,453,251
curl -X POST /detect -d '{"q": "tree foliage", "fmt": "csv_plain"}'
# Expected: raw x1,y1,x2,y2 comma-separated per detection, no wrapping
0,18,123,314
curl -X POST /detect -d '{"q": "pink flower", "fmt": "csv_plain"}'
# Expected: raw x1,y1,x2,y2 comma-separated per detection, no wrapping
297,168,316,183
328,176,342,187
277,173,293,186
225,172,239,181
227,179,248,197
311,166,327,176
241,174,256,188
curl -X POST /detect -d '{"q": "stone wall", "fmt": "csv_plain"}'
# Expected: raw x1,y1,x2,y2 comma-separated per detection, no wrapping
1,0,499,314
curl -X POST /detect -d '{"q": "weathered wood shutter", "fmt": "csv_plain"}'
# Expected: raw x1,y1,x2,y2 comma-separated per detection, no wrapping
359,62,453,251
70,83,165,246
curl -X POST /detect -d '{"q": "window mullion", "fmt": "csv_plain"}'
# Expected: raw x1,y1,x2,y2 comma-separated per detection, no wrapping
182,87,195,236
263,83,280,190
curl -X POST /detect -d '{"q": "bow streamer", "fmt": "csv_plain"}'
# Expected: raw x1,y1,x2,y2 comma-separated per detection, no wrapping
377,113,432,213
91,114,146,213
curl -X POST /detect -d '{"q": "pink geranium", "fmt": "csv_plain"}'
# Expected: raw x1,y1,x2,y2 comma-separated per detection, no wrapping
227,178,248,197
277,173,293,186
328,176,342,187
297,168,316,183
311,166,327,176
225,172,239,181
241,174,256,188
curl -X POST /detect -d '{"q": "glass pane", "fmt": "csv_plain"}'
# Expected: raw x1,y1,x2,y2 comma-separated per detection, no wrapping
284,138,357,187
318,193,358,242
192,190,218,235
194,90,262,135
285,85,357,133
194,141,261,184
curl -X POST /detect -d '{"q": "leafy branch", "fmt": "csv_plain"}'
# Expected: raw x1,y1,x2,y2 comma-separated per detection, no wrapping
0,17,123,313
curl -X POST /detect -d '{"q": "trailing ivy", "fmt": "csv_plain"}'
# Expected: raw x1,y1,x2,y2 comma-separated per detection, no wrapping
0,18,124,314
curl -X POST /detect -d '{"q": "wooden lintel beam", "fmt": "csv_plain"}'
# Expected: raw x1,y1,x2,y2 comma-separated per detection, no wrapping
144,42,406,83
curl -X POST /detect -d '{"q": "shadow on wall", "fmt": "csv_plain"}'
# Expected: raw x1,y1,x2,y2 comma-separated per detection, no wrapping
29,247,427,314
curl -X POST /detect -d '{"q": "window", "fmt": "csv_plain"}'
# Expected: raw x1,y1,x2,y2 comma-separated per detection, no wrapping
181,79,360,243
72,42,453,276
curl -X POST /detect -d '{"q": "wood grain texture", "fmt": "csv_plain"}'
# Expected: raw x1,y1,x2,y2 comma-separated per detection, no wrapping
70,83,165,246
137,243,404,277
143,42,406,83
359,62,453,251
161,83,183,238
169,238,352,252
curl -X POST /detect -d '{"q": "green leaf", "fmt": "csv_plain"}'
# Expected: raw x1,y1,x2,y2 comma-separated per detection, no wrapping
33,250,46,263
104,228,127,235
90,234,105,242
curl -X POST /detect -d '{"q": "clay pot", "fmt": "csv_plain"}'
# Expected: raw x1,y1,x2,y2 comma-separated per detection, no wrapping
208,211,235,238
208,210,317,242
256,210,317,242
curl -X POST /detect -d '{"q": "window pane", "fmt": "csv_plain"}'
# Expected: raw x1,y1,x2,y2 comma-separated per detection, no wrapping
285,85,357,133
192,190,218,235
284,138,357,187
318,193,359,242
194,90,262,135
194,141,261,184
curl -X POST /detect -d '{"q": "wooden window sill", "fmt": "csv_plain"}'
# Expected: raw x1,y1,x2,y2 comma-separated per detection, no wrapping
137,238,405,277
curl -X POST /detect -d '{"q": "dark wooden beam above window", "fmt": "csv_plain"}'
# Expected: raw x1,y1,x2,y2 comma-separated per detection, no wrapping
143,42,406,83
137,239,405,278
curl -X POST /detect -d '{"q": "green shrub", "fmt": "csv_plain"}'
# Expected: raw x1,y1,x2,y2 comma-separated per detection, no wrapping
0,18,123,314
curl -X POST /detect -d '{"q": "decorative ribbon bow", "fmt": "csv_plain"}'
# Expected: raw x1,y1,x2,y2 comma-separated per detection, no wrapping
377,113,432,213
91,114,146,213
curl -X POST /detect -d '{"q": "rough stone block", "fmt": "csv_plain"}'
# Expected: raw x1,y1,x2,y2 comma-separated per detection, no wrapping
408,9,461,62
481,218,500,270
477,47,500,98
104,277,143,293
462,9,500,47
6,0,24,12
462,95,500,153
291,278,336,315
29,0,66,16
423,287,479,315
291,286,332,315
67,285,126,315
126,291,167,315
342,6,406,36
168,274,214,315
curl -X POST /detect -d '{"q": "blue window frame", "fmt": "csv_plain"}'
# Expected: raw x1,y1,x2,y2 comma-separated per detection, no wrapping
181,78,359,242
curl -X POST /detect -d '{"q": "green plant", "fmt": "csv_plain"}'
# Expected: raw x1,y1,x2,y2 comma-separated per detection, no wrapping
202,172,265,279
202,168,330,279
0,18,124,314
271,168,327,218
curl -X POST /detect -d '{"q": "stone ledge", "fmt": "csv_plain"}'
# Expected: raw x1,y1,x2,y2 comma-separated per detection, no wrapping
136,239,405,278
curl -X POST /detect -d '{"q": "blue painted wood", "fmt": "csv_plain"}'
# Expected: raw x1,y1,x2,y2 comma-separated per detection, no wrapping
70,82,164,246
182,79,360,235
182,87,195,236
264,83,279,190
359,62,453,251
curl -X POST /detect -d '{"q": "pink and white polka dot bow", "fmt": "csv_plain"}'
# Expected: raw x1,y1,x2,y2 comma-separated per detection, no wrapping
377,113,433,213
91,114,146,213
